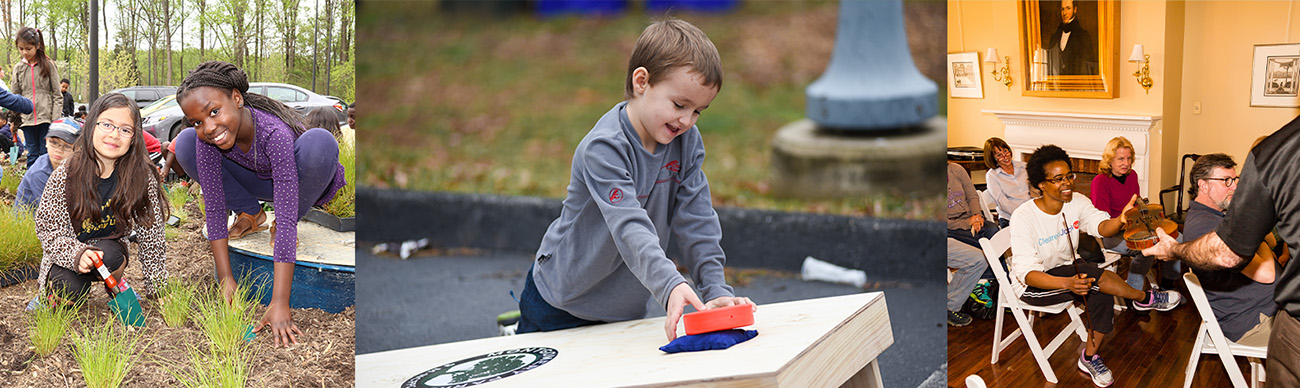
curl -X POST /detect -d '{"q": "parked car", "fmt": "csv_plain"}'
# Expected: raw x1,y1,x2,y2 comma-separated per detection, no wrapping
142,83,346,141
249,82,347,126
141,94,177,117
109,86,177,108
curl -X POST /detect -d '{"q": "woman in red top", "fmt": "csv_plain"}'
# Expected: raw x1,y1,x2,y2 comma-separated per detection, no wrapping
1089,136,1159,305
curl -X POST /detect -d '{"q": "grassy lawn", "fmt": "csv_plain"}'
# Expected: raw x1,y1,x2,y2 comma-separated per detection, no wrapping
357,1,945,220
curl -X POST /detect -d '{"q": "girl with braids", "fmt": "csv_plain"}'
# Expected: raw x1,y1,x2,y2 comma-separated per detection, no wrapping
33,93,169,306
174,61,346,347
12,26,63,169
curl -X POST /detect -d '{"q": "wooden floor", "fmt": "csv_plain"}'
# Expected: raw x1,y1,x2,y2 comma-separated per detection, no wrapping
947,298,1260,387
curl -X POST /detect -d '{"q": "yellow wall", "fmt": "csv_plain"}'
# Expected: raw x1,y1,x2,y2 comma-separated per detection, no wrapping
952,0,1300,202
1179,1,1300,169
949,1,1174,200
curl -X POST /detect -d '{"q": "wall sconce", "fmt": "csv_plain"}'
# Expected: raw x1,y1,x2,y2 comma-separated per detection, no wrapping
1129,44,1153,94
985,48,1012,89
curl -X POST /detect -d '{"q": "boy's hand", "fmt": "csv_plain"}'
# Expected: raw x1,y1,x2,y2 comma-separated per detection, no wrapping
704,296,757,312
664,282,705,341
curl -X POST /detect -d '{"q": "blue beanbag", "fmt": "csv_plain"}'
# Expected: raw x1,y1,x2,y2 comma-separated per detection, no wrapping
659,329,758,353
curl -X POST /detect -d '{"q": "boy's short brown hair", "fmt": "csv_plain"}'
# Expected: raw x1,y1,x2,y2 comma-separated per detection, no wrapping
624,18,723,100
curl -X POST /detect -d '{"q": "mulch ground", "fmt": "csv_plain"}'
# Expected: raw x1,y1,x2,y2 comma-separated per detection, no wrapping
0,197,356,387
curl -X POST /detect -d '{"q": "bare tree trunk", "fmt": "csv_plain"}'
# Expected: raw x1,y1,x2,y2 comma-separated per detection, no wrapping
48,12,56,62
178,16,182,74
198,0,204,63
324,0,331,94
311,0,318,91
254,0,261,80
164,0,170,84
4,0,12,65
233,9,244,69
339,0,350,63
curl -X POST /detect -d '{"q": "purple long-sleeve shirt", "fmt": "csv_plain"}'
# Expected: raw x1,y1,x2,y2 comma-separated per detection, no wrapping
195,108,346,263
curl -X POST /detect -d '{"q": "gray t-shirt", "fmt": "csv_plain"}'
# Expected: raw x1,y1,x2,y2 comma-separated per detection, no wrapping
1185,200,1277,341
532,101,734,322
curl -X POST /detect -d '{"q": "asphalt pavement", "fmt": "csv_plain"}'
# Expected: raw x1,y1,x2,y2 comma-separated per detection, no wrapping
356,248,945,388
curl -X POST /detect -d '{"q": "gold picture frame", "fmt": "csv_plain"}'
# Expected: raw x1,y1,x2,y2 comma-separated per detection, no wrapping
1018,0,1119,98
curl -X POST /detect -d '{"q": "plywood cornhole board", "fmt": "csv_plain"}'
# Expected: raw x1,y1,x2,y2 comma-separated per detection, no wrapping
356,292,892,388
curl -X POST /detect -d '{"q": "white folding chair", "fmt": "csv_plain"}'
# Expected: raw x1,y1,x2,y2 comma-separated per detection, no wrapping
979,230,1088,384
1182,272,1268,388
977,189,998,225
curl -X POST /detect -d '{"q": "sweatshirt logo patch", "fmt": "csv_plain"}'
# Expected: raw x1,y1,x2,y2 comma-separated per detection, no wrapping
609,188,624,204
664,160,680,173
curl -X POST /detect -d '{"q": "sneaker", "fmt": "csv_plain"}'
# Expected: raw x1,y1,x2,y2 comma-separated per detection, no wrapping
1132,289,1181,311
948,310,972,327
25,296,41,311
497,310,521,336
1078,350,1114,387
1125,298,1149,316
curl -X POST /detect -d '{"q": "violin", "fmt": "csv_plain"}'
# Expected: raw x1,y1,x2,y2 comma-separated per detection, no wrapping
1122,197,1179,250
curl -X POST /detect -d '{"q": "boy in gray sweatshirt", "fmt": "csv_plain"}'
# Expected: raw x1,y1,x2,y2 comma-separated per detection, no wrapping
519,18,755,341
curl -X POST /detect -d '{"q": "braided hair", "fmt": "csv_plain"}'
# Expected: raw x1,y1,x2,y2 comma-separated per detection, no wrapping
176,61,306,136
15,27,53,79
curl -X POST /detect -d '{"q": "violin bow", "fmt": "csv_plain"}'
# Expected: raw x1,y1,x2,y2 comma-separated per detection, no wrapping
1062,214,1095,342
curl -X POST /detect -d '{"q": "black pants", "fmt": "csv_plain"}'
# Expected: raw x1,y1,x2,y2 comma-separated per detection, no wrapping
46,239,129,302
1020,261,1116,334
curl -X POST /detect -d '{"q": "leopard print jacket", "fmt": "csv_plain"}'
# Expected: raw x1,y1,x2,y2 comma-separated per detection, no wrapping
33,162,168,297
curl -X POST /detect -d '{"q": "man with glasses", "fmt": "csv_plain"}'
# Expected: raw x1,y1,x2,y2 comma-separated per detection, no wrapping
1145,128,1300,385
1181,154,1282,347
15,117,79,212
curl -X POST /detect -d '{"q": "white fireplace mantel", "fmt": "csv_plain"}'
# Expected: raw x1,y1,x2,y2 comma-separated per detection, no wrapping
984,109,1163,195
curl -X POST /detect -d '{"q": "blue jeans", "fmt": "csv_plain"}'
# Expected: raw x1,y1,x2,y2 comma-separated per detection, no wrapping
174,127,339,220
22,123,47,168
948,220,1000,249
1103,236,1152,291
516,266,601,334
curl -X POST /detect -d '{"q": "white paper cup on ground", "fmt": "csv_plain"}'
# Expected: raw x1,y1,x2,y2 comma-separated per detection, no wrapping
800,256,867,288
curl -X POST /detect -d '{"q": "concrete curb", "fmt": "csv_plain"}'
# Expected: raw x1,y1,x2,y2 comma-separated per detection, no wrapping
358,188,943,283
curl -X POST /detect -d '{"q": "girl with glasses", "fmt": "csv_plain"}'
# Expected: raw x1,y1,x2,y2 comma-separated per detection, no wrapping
31,93,169,307
1007,144,1181,386
173,61,346,347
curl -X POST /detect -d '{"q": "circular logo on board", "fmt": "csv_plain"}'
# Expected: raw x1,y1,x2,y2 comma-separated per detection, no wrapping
402,347,558,388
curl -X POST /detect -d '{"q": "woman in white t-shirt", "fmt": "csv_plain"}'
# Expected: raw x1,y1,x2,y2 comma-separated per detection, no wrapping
1007,144,1181,387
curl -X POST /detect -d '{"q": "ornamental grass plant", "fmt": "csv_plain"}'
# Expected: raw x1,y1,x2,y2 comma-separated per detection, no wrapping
72,318,143,388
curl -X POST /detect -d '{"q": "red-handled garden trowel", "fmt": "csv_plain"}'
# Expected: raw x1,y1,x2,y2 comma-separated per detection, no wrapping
90,251,145,327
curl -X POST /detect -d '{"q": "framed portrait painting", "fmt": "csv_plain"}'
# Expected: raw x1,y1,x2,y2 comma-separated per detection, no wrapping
1251,43,1300,107
1018,0,1119,98
948,52,984,99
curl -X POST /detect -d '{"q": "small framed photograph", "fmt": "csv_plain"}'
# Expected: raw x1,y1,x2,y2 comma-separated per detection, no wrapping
948,52,983,99
1251,43,1300,107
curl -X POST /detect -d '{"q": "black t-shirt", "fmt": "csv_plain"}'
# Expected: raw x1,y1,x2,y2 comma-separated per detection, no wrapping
1218,115,1300,317
75,169,120,242
1185,201,1277,340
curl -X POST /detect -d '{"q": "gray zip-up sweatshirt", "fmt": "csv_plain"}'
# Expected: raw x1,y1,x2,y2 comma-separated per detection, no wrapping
533,101,734,322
